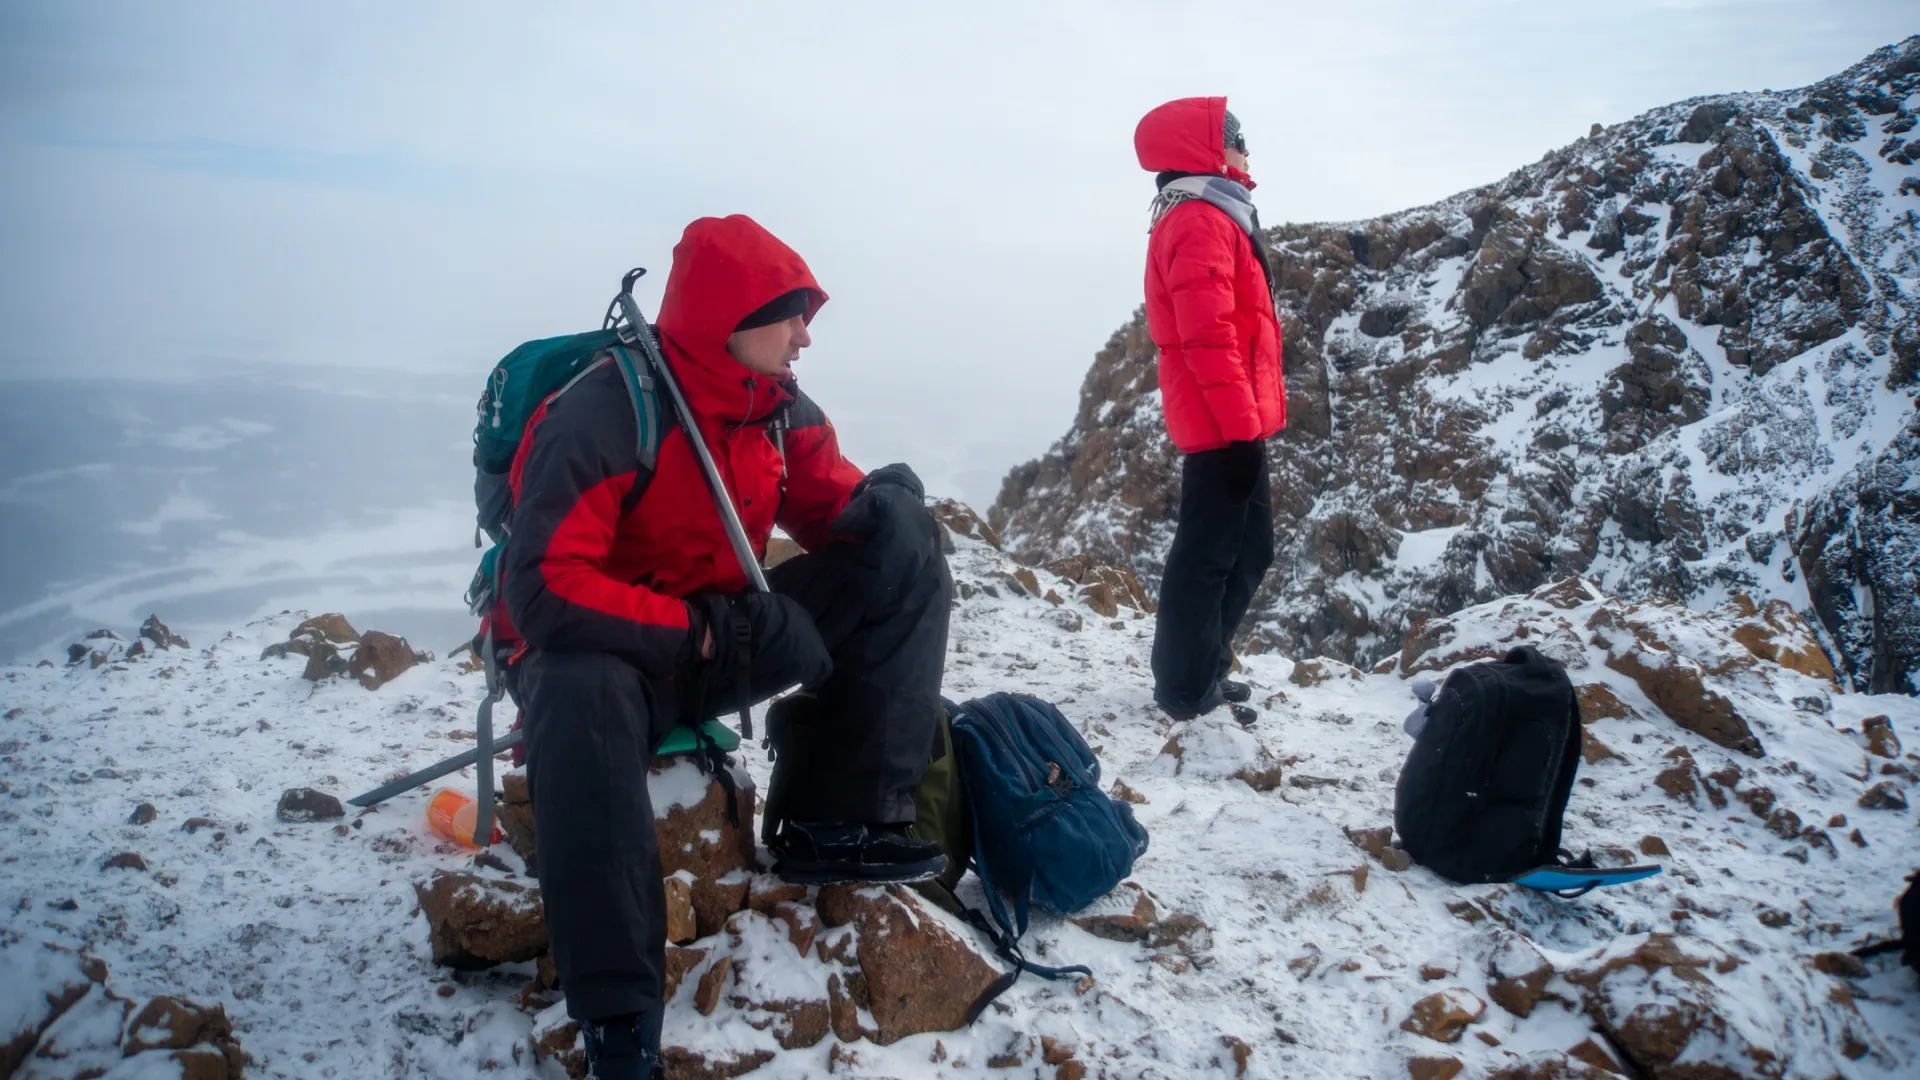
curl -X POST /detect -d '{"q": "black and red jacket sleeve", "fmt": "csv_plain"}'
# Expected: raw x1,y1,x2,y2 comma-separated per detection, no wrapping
776,389,862,552
502,362,691,678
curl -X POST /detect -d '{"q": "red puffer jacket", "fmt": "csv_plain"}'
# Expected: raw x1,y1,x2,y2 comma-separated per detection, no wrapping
1134,96,1285,453
500,215,862,678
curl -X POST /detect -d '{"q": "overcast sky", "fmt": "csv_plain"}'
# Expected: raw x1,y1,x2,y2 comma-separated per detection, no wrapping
1,1,1913,505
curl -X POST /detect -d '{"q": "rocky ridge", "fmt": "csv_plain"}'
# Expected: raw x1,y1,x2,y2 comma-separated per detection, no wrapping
992,36,1920,694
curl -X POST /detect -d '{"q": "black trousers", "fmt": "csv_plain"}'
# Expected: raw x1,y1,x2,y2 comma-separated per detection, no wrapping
1150,446,1274,713
519,532,950,1022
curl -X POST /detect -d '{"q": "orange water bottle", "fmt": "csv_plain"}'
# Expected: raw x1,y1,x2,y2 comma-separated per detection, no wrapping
426,788,503,848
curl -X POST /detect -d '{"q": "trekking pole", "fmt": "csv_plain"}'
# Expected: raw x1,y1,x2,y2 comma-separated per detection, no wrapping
610,268,770,596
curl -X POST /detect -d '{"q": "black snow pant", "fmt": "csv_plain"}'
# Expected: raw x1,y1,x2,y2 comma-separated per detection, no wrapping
519,528,951,1023
1150,445,1274,714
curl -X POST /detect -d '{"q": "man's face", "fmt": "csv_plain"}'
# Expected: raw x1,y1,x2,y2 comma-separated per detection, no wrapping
726,314,811,379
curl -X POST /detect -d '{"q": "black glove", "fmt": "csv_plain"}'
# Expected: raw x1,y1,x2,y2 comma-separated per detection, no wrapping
686,592,831,690
1216,440,1266,503
830,463,940,600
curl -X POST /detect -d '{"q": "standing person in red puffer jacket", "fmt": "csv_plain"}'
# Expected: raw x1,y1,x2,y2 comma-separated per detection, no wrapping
1134,96,1286,726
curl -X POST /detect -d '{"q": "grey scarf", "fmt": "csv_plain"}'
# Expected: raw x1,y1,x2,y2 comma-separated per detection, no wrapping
1148,175,1280,306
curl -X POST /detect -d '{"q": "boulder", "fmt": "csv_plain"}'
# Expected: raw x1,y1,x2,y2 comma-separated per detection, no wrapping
101,852,148,872
293,613,359,644
1400,988,1485,1043
1563,933,1781,1079
275,788,345,822
138,615,189,650
1857,781,1907,811
0,945,107,1077
496,771,537,867
128,803,157,826
1604,648,1763,757
1722,596,1837,685
664,872,698,945
494,757,757,941
348,630,423,690
415,870,548,968
1290,657,1363,687
1486,934,1557,1020
815,884,1003,1044
1068,881,1159,942
1860,715,1900,759
300,642,350,682
651,759,757,939
122,995,246,1076
931,498,1003,550
1575,683,1633,722
1408,1058,1465,1080
21,983,132,1078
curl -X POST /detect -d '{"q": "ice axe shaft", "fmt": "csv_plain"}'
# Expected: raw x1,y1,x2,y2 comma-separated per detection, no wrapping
348,727,523,808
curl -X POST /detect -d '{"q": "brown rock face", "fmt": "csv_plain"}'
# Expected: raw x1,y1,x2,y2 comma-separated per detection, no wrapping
653,763,757,939
1290,657,1362,687
1,947,107,1077
295,612,360,643
815,884,1003,1044
1861,715,1901,758
349,630,422,690
1724,597,1837,685
415,870,549,968
1401,989,1486,1043
931,498,1003,550
1605,649,1763,757
1564,934,1769,1079
497,770,537,866
1044,554,1156,615
138,614,190,650
1409,1058,1465,1080
1575,683,1633,722
1857,781,1908,811
1487,936,1557,1019
1068,881,1159,942
664,873,698,945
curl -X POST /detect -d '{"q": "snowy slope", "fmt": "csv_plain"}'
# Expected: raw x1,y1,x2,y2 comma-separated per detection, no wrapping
992,36,1920,695
4,525,1917,1078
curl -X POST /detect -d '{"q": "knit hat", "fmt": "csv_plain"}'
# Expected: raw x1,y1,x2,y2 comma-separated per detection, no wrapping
734,288,813,332
1223,109,1246,154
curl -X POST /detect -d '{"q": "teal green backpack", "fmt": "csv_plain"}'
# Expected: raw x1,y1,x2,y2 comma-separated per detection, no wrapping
464,328,664,617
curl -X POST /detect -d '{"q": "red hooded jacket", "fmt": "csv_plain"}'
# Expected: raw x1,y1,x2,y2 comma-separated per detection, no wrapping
1134,96,1285,453
500,215,863,678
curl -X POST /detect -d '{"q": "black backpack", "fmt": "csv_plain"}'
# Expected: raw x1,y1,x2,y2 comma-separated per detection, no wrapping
1394,645,1582,884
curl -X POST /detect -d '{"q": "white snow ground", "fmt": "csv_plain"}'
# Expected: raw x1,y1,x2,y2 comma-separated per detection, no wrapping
2,527,1917,1078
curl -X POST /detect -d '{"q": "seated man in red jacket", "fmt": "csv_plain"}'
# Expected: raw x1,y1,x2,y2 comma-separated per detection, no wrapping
1134,98,1287,727
501,214,951,1079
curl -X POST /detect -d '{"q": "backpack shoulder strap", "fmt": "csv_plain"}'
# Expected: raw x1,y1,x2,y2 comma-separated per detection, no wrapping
607,343,666,472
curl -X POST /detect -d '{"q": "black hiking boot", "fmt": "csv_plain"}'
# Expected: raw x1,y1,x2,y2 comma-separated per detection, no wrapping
770,821,948,885
1220,679,1253,704
581,1013,662,1080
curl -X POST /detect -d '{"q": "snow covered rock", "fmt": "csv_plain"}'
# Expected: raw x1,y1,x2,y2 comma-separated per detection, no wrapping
415,870,548,969
813,884,1002,1045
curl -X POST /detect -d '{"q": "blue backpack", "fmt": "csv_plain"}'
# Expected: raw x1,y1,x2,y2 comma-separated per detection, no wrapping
947,692,1150,1013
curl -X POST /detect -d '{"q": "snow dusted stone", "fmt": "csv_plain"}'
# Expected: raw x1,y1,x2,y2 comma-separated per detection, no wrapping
137,616,189,651
1,945,107,1076
274,787,344,822
664,870,698,945
1290,657,1363,687
1857,780,1908,811
347,630,425,691
650,758,756,939
1068,880,1159,942
291,613,358,645
1154,715,1288,792
1560,932,1874,1077
1484,933,1557,1019
1399,988,1485,1043
720,910,832,1050
1860,714,1901,758
121,996,244,1076
814,883,1002,1045
1721,595,1837,686
414,870,548,969
930,498,1002,550
20,982,132,1078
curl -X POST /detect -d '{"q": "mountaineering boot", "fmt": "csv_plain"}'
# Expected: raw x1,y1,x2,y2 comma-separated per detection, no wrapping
1220,679,1252,704
581,1012,663,1080
770,820,948,885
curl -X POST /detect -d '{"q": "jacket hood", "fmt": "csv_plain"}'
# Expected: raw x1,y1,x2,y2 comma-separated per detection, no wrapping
1135,96,1255,188
656,214,828,424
